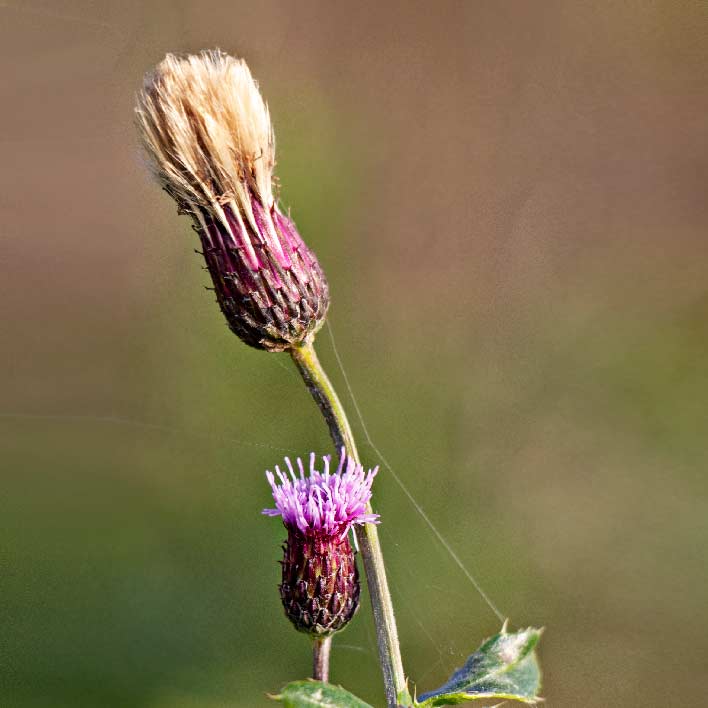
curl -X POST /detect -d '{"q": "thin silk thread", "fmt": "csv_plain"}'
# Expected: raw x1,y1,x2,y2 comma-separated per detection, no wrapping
325,322,506,623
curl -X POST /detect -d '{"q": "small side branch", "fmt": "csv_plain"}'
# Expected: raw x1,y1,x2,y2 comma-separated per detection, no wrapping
312,636,332,683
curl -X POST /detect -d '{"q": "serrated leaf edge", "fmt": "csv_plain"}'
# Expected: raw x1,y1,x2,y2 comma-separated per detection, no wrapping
415,627,544,707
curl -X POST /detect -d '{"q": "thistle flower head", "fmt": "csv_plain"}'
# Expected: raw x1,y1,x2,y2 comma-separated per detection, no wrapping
263,450,379,541
135,50,329,351
263,450,379,636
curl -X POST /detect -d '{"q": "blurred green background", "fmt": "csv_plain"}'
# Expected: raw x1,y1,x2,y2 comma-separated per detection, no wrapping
2,1,708,706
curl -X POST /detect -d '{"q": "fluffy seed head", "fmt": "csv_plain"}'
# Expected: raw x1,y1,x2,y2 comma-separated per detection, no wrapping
136,50,274,217
135,50,329,351
263,450,379,540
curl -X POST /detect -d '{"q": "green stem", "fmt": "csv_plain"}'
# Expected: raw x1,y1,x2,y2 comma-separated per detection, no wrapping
290,341,408,708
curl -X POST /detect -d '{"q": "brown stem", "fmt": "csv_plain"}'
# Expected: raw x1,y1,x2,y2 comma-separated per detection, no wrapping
312,636,332,682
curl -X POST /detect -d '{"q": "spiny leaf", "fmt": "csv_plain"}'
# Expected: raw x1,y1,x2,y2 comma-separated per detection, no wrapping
270,679,374,707
415,626,543,706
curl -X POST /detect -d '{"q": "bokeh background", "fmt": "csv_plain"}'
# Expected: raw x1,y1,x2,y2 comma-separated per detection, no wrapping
3,1,708,706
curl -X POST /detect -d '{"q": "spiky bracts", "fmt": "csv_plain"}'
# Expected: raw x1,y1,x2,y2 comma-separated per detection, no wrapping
264,451,379,636
280,532,360,636
136,50,328,351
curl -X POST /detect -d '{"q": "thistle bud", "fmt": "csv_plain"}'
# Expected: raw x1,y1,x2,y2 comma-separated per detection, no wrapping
263,451,379,636
135,51,329,351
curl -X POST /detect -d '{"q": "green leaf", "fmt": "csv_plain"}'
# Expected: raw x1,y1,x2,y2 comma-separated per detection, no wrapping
270,680,374,708
415,626,543,706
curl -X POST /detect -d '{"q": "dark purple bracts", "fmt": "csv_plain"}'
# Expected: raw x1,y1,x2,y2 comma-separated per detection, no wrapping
280,532,360,636
195,199,328,352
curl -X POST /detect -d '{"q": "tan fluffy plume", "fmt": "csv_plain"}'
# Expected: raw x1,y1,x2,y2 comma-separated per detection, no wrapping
136,50,275,230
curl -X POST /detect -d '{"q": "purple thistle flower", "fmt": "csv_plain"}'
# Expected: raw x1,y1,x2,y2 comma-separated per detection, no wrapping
263,450,379,540
263,450,379,636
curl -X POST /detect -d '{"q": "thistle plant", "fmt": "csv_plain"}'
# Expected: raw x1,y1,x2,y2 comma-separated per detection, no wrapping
136,49,543,708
